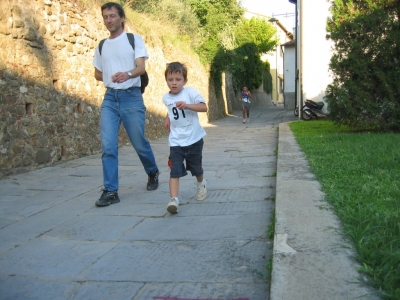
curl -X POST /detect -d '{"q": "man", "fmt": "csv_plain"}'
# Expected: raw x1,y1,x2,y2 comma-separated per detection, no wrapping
92,2,159,207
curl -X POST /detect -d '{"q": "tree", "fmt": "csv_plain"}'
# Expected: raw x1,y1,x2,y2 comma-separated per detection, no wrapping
325,0,400,130
231,17,278,91
189,0,245,62
234,17,278,54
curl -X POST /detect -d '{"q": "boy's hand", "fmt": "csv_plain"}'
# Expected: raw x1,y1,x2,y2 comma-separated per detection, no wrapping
175,101,186,110
163,116,170,131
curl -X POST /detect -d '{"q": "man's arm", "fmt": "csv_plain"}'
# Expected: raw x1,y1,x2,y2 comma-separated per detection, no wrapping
110,57,146,83
130,57,146,77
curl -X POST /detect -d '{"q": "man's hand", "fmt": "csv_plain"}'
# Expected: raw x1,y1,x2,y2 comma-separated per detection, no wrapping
111,72,130,83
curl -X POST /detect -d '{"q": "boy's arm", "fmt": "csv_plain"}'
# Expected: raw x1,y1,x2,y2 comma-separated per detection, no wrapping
163,114,170,131
175,101,207,112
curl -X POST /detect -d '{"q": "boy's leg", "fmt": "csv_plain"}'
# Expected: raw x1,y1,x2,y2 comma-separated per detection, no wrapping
169,178,179,198
195,174,207,201
167,177,180,214
196,174,203,184
185,139,207,201
167,147,186,214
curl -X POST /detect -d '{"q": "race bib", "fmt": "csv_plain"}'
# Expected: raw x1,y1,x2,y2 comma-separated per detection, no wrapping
242,98,249,102
168,103,192,127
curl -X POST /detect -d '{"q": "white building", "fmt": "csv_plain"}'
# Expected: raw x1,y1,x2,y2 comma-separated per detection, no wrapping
290,0,333,114
244,10,293,105
265,19,293,105
281,39,296,110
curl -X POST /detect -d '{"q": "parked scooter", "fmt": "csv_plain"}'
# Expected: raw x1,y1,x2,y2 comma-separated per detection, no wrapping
294,99,327,120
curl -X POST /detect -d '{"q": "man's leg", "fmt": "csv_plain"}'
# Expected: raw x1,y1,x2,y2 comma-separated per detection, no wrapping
100,89,121,192
119,88,158,174
96,89,121,207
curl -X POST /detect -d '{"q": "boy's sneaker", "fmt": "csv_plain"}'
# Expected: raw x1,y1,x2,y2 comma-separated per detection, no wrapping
243,119,246,123
147,169,159,191
196,180,207,201
167,197,179,214
95,189,120,207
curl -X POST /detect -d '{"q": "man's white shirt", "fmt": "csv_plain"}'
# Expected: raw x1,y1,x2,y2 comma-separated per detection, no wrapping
92,31,148,89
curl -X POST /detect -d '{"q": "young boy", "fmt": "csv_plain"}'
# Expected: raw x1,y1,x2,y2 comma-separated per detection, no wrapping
240,86,252,123
162,62,208,214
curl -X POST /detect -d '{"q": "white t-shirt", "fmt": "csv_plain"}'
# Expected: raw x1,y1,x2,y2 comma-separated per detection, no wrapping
92,31,148,89
163,87,206,147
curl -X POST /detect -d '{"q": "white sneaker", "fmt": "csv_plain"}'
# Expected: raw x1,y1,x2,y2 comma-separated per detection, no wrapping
196,180,207,201
243,119,246,123
246,118,249,123
167,197,179,214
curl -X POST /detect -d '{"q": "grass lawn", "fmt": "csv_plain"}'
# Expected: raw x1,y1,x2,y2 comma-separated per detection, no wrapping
289,120,400,300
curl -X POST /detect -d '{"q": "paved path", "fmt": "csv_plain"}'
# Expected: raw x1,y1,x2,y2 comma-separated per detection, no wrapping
0,106,295,300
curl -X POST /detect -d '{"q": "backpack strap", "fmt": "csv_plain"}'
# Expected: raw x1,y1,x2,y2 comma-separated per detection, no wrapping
98,33,135,55
98,39,106,55
126,33,135,50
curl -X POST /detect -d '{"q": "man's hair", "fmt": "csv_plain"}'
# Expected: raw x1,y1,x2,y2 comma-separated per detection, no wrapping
165,62,188,80
101,2,125,29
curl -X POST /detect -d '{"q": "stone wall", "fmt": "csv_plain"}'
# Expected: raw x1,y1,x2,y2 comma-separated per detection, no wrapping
0,0,233,178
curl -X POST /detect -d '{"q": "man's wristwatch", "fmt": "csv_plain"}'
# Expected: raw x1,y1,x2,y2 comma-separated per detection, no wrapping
127,71,133,78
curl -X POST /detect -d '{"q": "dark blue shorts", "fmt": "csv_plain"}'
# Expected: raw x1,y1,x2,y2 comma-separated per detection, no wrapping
242,101,251,109
168,138,204,178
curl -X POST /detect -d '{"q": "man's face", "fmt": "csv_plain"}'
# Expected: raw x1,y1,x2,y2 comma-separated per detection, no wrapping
102,7,124,34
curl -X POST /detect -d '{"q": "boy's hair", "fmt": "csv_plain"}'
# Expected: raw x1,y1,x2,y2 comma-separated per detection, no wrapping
165,62,188,80
101,2,125,29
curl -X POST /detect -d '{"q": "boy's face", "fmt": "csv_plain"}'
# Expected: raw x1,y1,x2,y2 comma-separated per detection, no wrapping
166,71,187,94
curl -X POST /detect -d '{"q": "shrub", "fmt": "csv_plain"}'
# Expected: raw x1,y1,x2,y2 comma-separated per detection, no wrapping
325,0,400,131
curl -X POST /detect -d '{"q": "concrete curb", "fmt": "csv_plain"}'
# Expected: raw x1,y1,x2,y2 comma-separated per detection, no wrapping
271,122,380,299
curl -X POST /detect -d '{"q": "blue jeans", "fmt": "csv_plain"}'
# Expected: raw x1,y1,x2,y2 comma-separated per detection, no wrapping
100,87,158,191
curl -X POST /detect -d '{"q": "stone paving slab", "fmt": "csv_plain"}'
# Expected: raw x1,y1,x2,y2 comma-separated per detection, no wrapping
132,283,268,300
0,236,117,278
46,214,144,241
0,276,77,300
121,214,269,241
0,107,296,300
0,197,93,254
85,203,167,217
77,240,270,283
204,187,275,203
74,282,143,300
179,200,273,216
